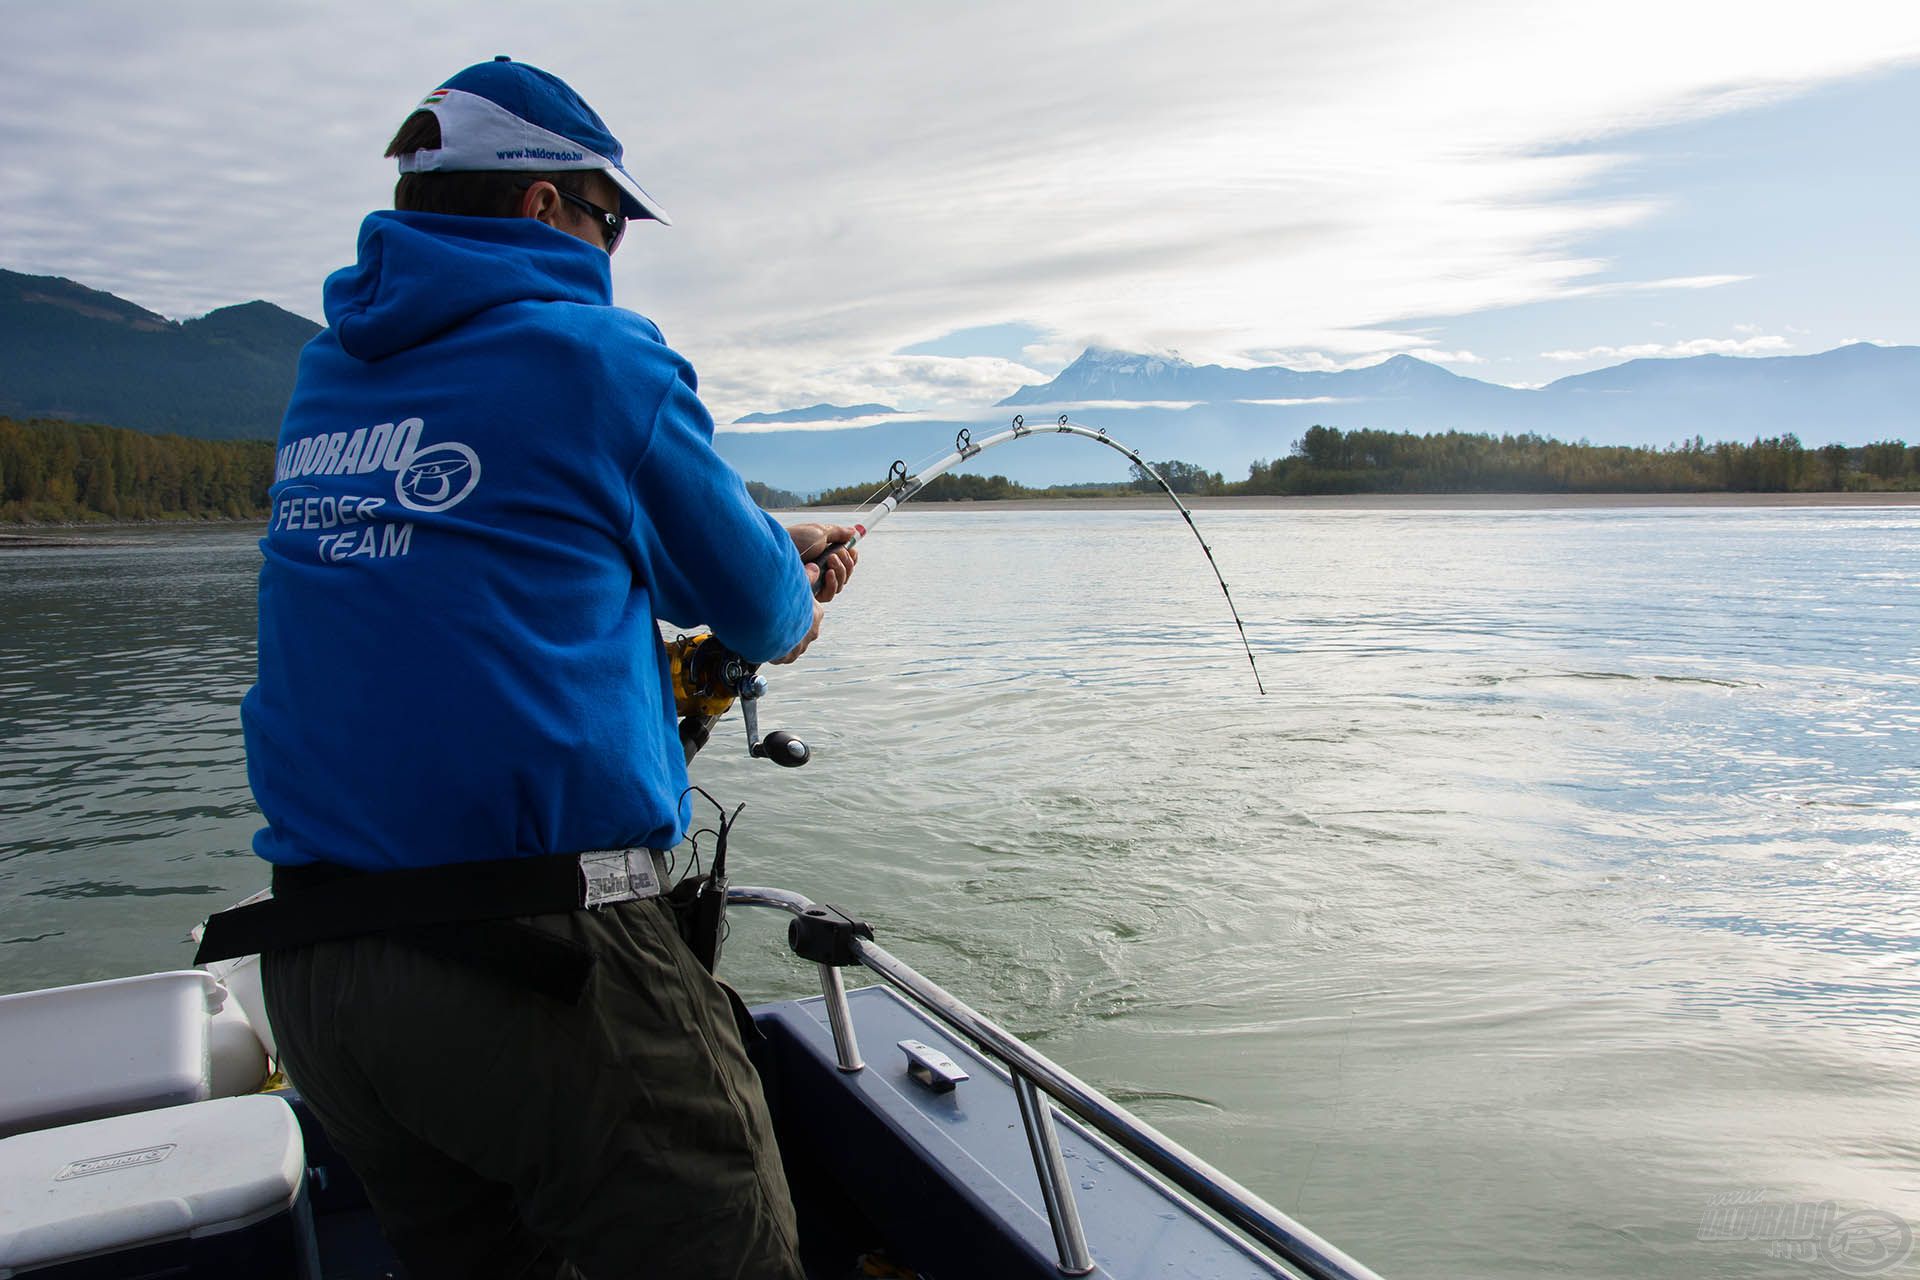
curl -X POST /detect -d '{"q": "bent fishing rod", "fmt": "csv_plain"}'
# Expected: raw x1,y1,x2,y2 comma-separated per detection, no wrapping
673,413,1266,768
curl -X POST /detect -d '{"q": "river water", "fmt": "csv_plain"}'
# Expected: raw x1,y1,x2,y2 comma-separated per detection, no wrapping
2,506,1916,1279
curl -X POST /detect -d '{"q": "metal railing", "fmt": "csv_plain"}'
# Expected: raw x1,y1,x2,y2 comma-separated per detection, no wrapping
729,885,1384,1280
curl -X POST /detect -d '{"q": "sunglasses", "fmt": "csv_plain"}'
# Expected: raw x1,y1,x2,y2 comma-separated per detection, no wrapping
520,182,626,252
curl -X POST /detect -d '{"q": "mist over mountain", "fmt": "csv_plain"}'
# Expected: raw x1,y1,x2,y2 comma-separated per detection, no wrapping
1000,342,1920,442
1000,347,1498,407
733,403,899,425
0,270,319,439
6,270,1916,492
718,342,1920,492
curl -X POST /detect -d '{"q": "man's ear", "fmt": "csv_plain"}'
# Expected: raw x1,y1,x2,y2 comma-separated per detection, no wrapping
518,180,563,228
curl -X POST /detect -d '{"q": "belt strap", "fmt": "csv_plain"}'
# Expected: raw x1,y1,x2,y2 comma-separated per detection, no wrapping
193,849,667,1004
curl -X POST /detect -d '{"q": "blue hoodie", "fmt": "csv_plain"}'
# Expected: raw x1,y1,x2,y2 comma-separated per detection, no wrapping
242,211,814,870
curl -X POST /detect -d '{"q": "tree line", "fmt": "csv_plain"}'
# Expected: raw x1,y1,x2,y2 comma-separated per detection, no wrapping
0,418,276,523
0,419,839,523
1237,427,1918,495
743,480,805,509
808,472,1131,505
807,429,1920,506
8,418,1917,525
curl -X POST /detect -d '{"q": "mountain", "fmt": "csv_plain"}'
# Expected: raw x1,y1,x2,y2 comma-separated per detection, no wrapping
1003,343,1920,436
1533,343,1920,441
721,343,1920,492
11,269,1918,485
0,270,320,439
998,342,1920,444
733,402,899,425
999,347,1497,406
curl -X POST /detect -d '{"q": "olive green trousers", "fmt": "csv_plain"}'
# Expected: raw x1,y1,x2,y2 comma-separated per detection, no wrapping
262,895,804,1280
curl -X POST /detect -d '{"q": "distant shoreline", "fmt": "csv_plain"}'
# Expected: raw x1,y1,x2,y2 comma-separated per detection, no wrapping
788,490,1920,514
0,520,253,547
0,530,144,548
5,490,1918,544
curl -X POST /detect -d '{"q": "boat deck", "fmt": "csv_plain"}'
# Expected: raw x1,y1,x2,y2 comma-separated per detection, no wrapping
295,985,1290,1279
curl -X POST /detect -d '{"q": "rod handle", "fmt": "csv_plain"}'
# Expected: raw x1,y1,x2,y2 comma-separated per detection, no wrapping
810,538,857,600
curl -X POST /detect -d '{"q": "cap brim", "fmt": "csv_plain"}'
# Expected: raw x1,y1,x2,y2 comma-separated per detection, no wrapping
399,89,672,226
607,164,671,227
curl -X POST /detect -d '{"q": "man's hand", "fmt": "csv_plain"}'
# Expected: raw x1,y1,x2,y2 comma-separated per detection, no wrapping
785,523,860,603
772,524,857,664
772,600,823,665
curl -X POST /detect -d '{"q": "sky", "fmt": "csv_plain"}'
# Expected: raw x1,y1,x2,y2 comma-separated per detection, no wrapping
5,1,1919,425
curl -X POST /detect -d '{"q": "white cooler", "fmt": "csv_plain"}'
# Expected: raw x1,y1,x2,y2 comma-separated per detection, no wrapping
0,970,270,1141
0,972,217,1139
0,1094,318,1278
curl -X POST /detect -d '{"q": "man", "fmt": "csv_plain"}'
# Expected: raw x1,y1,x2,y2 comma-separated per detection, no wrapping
237,57,850,1278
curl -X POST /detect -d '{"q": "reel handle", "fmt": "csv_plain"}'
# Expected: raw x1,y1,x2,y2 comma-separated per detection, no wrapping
752,730,811,767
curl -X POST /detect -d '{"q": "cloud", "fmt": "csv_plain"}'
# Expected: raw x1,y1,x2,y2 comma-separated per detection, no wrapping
1567,273,1752,297
1018,341,1085,374
1540,334,1794,361
990,399,1206,412
4,1,1918,415
718,413,915,435
1241,346,1484,372
716,354,1047,420
1250,351,1395,373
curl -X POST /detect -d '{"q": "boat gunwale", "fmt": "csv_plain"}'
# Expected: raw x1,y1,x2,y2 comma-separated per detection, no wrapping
728,883,1385,1280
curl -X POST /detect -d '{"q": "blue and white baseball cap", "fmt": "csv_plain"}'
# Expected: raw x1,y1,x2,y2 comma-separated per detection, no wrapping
397,56,671,226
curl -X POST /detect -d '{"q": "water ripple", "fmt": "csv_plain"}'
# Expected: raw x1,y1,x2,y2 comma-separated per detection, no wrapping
6,510,1920,1279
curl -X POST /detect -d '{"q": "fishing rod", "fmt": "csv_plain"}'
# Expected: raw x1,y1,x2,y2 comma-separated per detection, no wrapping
833,414,1264,694
672,413,1267,767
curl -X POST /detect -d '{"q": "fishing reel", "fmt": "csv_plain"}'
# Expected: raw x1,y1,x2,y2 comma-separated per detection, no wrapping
667,631,810,768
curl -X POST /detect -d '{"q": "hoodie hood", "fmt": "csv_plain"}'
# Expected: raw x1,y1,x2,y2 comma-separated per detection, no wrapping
322,210,613,362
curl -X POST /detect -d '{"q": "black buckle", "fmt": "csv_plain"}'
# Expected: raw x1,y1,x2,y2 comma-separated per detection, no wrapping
787,903,874,966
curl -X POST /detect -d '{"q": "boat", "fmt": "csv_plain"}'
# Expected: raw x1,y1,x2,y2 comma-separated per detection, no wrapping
0,882,1383,1279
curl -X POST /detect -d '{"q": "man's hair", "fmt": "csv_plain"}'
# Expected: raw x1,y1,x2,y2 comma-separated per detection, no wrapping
384,111,604,216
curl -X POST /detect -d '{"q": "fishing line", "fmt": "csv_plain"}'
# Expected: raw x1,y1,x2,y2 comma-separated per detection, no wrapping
829,414,1266,695
675,414,1266,770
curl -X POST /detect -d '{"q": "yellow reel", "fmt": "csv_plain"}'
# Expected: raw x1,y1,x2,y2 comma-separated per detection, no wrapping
667,632,739,719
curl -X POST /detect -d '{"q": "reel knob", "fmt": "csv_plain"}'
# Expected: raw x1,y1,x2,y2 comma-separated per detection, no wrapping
752,731,811,768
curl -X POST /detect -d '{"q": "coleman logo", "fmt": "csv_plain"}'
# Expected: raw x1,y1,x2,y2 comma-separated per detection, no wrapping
55,1144,176,1180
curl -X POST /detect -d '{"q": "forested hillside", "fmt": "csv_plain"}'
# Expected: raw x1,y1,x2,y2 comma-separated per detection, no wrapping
1239,427,1919,495
0,418,275,522
0,418,809,524
0,271,319,440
